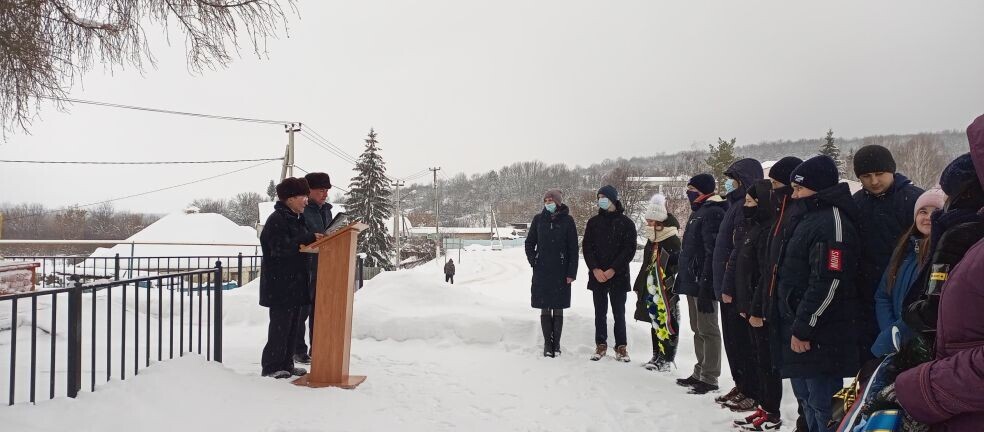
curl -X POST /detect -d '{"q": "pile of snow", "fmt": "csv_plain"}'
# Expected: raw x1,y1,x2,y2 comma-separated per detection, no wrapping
2,248,810,431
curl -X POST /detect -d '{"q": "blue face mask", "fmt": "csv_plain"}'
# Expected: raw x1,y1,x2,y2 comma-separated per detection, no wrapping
598,198,611,210
724,178,737,194
686,190,702,203
544,202,557,213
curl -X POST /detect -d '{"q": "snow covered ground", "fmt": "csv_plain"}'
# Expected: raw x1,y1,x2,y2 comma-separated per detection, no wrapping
1,247,807,431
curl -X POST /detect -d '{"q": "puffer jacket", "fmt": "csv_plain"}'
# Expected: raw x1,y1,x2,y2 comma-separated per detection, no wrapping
675,195,727,300
773,182,862,379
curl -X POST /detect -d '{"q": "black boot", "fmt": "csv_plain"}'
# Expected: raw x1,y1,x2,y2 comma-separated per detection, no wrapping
540,314,554,357
552,314,564,356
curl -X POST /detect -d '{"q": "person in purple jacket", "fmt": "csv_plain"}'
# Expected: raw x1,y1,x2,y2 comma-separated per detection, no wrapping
872,114,984,432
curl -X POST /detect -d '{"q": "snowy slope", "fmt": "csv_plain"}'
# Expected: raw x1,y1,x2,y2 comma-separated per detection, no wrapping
1,247,809,431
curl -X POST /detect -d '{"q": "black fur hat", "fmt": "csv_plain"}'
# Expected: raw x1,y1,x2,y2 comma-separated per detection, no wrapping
276,177,310,200
304,172,332,190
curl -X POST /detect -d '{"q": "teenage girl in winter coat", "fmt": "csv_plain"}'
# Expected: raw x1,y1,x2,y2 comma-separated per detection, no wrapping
870,188,944,358
632,194,682,372
525,189,579,358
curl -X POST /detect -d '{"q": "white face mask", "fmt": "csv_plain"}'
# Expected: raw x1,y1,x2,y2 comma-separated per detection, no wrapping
643,225,657,241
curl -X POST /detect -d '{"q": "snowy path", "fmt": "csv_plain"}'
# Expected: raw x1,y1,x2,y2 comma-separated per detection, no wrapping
1,247,804,431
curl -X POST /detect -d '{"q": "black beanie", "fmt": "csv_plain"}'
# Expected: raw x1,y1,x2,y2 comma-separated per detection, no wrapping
853,145,897,177
688,174,716,195
791,155,840,192
939,153,979,196
276,177,310,201
304,172,332,190
769,156,803,186
598,185,619,201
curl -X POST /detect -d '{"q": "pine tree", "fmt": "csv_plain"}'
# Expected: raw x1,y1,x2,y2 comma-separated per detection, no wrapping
819,129,846,175
705,137,738,193
266,180,277,201
346,128,394,270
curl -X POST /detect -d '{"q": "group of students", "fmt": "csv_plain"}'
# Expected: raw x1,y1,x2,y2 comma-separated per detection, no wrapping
524,114,984,432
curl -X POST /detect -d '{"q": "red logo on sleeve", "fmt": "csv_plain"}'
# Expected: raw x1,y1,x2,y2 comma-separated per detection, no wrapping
828,249,843,272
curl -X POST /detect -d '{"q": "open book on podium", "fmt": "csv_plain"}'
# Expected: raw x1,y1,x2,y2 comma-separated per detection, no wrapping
295,218,368,389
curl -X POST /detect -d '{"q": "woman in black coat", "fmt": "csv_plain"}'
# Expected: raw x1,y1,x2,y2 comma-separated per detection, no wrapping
259,177,322,379
525,189,579,358
633,194,682,372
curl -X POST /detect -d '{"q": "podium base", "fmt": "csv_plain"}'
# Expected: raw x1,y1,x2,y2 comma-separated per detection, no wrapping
292,375,366,389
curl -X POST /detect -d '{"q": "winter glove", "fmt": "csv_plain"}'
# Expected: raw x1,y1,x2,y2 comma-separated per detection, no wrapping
895,333,934,372
696,299,715,314
862,383,900,416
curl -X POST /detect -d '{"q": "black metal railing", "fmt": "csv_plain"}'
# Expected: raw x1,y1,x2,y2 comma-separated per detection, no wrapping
1,263,223,405
2,254,261,288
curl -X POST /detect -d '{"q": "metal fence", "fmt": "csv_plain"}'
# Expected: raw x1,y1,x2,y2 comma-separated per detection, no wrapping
1,264,224,405
2,254,262,289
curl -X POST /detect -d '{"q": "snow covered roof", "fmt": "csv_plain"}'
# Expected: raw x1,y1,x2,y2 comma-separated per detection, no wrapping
85,212,261,263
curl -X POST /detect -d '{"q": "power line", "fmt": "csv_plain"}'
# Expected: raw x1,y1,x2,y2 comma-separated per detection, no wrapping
42,96,294,124
294,165,349,194
0,157,283,165
6,160,278,221
302,125,359,162
298,130,359,165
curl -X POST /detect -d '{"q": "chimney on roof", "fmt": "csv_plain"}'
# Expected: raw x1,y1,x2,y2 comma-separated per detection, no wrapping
183,206,201,214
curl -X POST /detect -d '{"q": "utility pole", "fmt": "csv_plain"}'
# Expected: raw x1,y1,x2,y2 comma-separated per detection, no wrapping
281,123,301,181
429,167,442,263
391,180,405,270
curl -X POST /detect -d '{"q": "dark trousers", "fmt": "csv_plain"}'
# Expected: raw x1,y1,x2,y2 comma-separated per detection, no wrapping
294,304,314,355
749,324,782,414
721,302,755,396
445,274,454,284
592,289,627,346
790,375,842,432
262,306,302,375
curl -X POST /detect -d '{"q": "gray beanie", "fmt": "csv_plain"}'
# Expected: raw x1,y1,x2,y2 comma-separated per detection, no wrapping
544,189,563,204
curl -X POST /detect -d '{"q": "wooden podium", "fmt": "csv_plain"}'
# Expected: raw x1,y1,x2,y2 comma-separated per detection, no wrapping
293,222,368,389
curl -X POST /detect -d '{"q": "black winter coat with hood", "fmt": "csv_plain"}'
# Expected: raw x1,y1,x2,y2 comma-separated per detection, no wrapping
714,158,764,300
773,182,862,379
582,200,637,292
525,204,579,309
734,180,775,318
259,201,317,308
676,195,727,300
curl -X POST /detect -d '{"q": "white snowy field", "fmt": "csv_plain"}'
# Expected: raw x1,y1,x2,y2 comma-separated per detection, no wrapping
1,247,806,431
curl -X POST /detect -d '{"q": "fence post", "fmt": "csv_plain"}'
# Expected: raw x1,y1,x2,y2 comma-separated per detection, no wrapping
213,261,223,363
113,254,120,281
236,253,243,288
357,256,365,289
66,285,83,398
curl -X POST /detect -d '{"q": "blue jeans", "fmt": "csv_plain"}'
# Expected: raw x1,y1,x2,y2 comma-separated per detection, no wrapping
790,375,843,432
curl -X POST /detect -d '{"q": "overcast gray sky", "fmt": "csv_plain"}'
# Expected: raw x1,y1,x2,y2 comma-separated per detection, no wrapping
2,0,982,214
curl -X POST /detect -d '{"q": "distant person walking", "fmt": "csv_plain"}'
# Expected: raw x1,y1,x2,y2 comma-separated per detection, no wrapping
525,189,578,357
444,259,456,284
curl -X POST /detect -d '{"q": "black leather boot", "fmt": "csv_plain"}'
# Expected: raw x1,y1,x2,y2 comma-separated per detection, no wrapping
541,314,554,357
552,314,564,356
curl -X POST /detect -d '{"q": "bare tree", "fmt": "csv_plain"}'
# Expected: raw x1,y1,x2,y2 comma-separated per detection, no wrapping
189,197,229,215
1,0,295,135
891,134,948,189
227,191,263,226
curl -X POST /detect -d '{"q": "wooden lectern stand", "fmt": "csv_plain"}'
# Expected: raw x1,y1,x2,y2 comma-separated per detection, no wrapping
293,222,368,389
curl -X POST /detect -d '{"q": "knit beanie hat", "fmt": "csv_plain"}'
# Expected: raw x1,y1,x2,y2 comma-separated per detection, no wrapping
914,188,946,218
939,153,979,196
790,155,840,192
687,174,716,195
769,156,804,186
598,185,619,201
304,172,332,190
644,194,668,222
853,145,897,177
543,189,563,204
276,177,310,200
